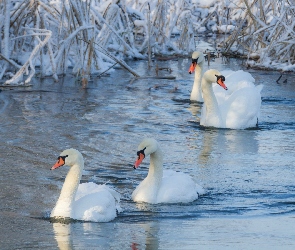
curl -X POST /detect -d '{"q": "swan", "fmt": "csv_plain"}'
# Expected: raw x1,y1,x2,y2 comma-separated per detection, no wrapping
132,138,205,204
200,69,263,129
50,148,121,222
188,51,205,102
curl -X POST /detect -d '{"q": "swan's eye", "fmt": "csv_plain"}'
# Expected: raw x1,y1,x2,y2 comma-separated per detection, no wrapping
57,155,68,165
136,147,146,159
192,58,198,64
215,75,225,81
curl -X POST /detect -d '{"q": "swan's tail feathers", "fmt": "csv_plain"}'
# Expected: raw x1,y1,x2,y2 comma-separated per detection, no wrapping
116,203,123,214
102,182,121,203
256,84,264,93
103,185,123,212
256,117,259,127
103,185,121,203
196,183,205,196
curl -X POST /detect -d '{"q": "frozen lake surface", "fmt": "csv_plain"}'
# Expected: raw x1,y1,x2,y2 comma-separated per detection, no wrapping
0,55,295,249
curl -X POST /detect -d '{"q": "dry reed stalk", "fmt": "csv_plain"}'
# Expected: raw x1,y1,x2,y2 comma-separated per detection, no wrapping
6,28,52,84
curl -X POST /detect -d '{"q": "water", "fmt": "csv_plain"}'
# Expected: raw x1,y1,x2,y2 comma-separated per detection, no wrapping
1,56,295,249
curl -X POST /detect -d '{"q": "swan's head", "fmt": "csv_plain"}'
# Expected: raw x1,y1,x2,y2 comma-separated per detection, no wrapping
51,148,83,170
133,138,158,169
189,51,205,74
203,69,228,90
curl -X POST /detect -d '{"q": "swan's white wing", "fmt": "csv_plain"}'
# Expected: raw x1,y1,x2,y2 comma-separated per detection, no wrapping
222,70,255,89
209,70,262,129
224,85,263,129
132,177,159,203
157,170,203,203
74,183,120,222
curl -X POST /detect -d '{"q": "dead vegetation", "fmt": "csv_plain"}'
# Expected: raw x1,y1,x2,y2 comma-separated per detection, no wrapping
0,0,294,85
222,0,295,71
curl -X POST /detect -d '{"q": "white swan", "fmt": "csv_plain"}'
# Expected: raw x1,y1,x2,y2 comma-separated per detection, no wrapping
132,138,205,204
50,148,121,222
189,51,205,102
200,69,263,129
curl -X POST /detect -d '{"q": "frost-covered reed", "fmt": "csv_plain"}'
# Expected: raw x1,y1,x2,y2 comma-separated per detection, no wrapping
223,0,295,71
0,0,294,85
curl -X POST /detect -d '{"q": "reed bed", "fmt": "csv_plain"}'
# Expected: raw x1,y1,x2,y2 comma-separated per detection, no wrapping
0,0,294,85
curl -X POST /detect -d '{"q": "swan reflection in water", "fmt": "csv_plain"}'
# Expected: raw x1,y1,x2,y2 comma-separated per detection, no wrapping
198,129,259,164
52,220,160,250
52,222,111,250
187,101,202,117
53,223,73,250
131,222,160,250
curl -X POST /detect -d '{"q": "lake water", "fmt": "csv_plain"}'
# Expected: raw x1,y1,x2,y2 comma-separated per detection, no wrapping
0,54,295,249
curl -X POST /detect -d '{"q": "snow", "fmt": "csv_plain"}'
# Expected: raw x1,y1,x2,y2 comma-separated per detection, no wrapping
0,0,294,85
192,0,216,7
217,25,236,34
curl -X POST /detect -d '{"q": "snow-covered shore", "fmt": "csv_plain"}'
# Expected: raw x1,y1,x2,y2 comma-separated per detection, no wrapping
0,0,294,85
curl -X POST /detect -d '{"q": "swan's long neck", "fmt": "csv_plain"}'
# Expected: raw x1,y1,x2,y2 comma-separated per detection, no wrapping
201,78,223,127
51,161,83,218
190,62,204,102
146,148,163,193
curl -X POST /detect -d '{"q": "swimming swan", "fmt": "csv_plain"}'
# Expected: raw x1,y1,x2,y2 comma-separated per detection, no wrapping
50,148,121,222
132,138,205,204
200,69,263,129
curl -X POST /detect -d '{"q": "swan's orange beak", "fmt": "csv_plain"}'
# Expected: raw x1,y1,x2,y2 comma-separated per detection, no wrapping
134,153,145,169
188,62,196,74
51,157,66,170
217,78,228,90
